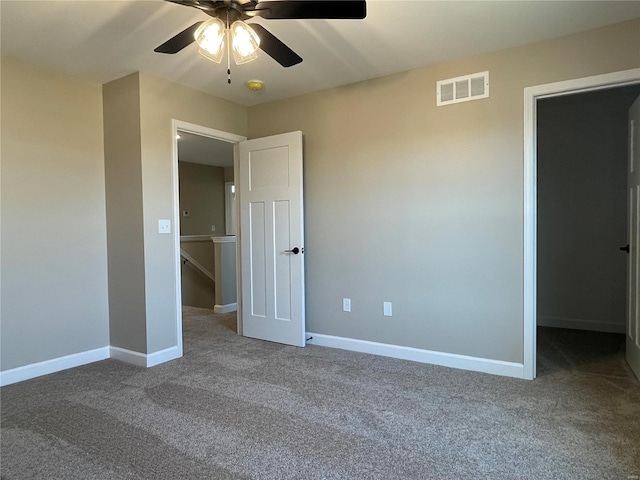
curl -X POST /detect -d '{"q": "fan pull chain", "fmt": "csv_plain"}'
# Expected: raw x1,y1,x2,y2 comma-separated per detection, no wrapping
226,12,231,84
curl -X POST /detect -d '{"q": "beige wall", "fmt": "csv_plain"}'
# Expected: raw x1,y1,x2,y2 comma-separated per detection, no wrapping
248,19,640,363
178,162,225,236
178,160,225,309
1,57,109,370
137,72,247,353
103,73,147,353
214,240,237,307
224,166,235,183
103,72,246,355
180,240,215,309
3,18,638,375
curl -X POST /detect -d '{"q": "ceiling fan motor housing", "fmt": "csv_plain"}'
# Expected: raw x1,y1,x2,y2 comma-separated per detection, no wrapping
206,1,247,22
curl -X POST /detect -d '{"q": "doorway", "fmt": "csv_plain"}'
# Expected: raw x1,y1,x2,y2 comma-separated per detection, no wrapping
523,69,640,379
170,120,246,355
177,131,234,310
536,85,640,377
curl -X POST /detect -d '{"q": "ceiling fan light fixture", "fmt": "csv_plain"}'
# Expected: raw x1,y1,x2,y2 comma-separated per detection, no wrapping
156,0,368,73
194,17,225,63
231,20,260,64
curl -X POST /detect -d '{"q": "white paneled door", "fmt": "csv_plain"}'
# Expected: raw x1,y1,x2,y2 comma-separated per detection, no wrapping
239,131,305,347
627,96,640,380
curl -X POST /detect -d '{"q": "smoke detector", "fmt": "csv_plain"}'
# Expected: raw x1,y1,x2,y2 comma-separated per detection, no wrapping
247,79,265,91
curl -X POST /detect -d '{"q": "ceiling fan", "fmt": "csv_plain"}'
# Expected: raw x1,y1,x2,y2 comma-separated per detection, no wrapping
155,0,367,74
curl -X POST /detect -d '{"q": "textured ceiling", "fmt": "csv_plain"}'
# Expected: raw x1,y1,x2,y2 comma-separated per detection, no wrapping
1,1,639,106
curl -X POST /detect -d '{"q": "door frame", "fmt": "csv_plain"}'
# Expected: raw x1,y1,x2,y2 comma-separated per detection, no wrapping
171,119,247,354
523,68,640,380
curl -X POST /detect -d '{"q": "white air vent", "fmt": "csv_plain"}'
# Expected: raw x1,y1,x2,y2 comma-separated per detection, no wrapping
437,71,489,106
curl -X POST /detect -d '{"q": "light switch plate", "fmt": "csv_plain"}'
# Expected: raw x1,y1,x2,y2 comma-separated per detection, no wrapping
158,219,171,234
342,298,351,312
383,302,392,317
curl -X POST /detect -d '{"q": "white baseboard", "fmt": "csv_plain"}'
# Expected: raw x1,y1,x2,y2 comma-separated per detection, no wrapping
306,332,525,379
2,330,525,386
214,302,237,314
537,316,625,334
110,345,181,368
0,347,110,387
147,345,181,367
109,346,148,367
0,344,183,387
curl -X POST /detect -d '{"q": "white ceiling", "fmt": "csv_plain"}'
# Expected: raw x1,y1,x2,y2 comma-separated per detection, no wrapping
178,130,235,167
1,1,639,107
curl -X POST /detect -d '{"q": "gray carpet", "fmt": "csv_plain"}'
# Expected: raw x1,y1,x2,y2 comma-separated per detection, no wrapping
1,307,639,479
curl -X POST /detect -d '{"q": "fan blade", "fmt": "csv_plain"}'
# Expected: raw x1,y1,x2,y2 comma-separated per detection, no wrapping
164,0,200,6
250,23,302,67
154,22,203,54
254,1,366,19
163,0,218,14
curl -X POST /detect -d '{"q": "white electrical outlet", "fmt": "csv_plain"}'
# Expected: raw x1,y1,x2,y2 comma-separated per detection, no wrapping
383,302,392,317
158,219,171,234
343,298,351,312
211,225,216,232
